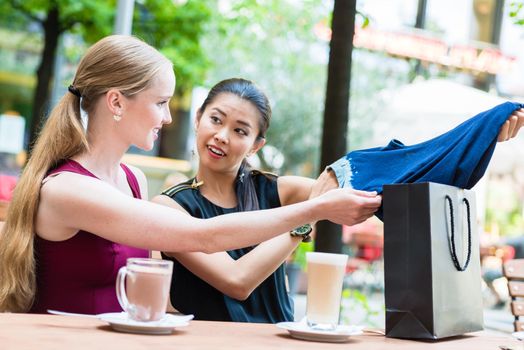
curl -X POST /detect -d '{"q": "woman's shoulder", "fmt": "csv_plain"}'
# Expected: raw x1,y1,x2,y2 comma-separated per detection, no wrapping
248,170,281,208
122,164,146,182
250,169,278,184
162,178,198,199
121,163,148,199
159,178,207,216
250,169,279,194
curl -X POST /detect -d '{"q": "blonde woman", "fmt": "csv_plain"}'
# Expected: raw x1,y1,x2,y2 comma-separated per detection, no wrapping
0,35,381,314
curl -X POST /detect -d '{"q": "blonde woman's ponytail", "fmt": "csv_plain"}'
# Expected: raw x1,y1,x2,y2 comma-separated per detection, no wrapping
0,92,87,312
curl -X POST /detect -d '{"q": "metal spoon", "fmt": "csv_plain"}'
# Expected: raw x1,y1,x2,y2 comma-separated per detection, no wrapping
47,309,102,318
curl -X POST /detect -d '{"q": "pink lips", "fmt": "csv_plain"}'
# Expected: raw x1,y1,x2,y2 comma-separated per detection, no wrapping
207,145,226,159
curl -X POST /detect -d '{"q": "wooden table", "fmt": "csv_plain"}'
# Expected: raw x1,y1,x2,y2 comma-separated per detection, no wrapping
0,313,520,350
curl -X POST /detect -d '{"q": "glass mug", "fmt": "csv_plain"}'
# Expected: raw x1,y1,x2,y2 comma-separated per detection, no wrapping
305,252,348,330
116,258,173,322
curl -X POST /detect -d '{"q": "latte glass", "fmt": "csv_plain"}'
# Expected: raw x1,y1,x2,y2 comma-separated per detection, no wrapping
305,252,348,330
116,258,173,322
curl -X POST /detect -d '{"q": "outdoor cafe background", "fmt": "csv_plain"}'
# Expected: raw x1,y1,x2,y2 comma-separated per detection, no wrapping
1,0,524,321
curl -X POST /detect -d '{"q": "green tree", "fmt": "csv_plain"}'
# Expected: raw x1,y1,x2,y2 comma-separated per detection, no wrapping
0,0,115,151
0,0,211,157
133,1,212,159
510,1,524,23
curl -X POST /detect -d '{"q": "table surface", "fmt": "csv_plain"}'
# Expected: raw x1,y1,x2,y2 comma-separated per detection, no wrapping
0,313,520,350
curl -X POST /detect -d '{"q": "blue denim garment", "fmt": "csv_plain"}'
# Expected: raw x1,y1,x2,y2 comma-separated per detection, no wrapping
327,101,521,194
327,157,353,189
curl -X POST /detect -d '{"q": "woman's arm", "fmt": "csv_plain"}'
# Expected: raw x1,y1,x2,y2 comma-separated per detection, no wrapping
35,172,382,254
152,193,303,300
152,175,381,300
172,235,301,301
277,175,315,205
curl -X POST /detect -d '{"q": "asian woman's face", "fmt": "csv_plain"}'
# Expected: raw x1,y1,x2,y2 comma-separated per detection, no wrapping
195,93,265,175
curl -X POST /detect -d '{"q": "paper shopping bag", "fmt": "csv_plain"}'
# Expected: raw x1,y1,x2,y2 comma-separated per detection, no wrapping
383,182,483,339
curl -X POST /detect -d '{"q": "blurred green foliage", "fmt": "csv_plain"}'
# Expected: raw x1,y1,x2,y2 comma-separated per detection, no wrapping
510,1,524,24
201,1,414,175
0,0,212,97
485,203,524,236
340,288,382,327
290,241,314,270
133,0,212,96
0,0,416,174
201,0,332,176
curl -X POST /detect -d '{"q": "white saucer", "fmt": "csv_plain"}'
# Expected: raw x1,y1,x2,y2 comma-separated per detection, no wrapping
98,312,193,335
512,331,524,341
276,322,363,343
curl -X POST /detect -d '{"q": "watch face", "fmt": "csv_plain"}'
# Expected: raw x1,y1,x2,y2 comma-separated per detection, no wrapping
293,224,312,235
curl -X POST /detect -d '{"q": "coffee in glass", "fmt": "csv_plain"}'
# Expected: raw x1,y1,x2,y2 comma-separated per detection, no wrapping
116,258,173,322
305,252,348,330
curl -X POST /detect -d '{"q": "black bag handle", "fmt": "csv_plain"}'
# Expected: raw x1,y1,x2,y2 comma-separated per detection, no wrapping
445,195,472,272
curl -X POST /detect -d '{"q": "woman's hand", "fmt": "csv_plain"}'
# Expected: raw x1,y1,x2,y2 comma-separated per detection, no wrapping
498,108,524,142
313,187,382,227
308,168,381,226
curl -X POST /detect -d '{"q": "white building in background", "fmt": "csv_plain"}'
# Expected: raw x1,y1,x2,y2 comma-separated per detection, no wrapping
358,0,524,99
353,0,524,234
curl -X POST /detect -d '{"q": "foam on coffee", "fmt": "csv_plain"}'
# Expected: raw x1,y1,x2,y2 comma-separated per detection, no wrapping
306,252,347,266
127,264,171,275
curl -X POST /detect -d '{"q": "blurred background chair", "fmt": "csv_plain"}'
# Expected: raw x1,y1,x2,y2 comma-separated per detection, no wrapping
481,244,515,308
342,218,384,293
503,259,524,331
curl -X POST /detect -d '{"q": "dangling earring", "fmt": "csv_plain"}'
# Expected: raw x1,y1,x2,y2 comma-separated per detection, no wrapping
239,172,245,184
113,114,122,122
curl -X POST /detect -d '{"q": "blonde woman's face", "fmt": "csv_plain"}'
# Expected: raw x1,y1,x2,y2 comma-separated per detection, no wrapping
122,66,175,151
195,93,264,175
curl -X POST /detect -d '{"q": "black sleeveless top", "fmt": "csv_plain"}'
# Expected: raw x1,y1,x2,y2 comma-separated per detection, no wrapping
161,172,294,323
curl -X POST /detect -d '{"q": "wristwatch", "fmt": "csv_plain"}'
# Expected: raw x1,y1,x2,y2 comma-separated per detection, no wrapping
290,224,313,242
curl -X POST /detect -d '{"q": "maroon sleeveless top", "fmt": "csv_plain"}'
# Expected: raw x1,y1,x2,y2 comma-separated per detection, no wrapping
30,160,149,314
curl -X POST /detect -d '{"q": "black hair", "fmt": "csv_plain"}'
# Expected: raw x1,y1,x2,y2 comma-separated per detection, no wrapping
198,78,271,211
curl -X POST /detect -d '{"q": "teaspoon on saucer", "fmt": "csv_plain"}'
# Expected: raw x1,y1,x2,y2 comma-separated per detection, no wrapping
47,309,101,318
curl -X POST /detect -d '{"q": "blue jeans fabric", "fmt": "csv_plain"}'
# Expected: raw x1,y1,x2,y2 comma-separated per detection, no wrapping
327,102,521,194
327,157,353,189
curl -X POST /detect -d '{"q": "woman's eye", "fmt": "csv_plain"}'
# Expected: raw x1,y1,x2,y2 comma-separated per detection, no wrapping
210,116,221,124
157,101,167,106
236,128,248,136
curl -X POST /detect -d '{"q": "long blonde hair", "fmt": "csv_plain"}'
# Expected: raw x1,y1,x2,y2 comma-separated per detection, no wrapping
0,35,172,312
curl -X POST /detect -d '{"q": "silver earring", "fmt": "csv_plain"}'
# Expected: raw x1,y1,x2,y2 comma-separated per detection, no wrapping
113,114,122,122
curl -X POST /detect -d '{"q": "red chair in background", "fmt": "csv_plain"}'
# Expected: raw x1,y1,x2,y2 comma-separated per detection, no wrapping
342,219,384,292
0,174,17,221
0,174,17,201
343,220,383,271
